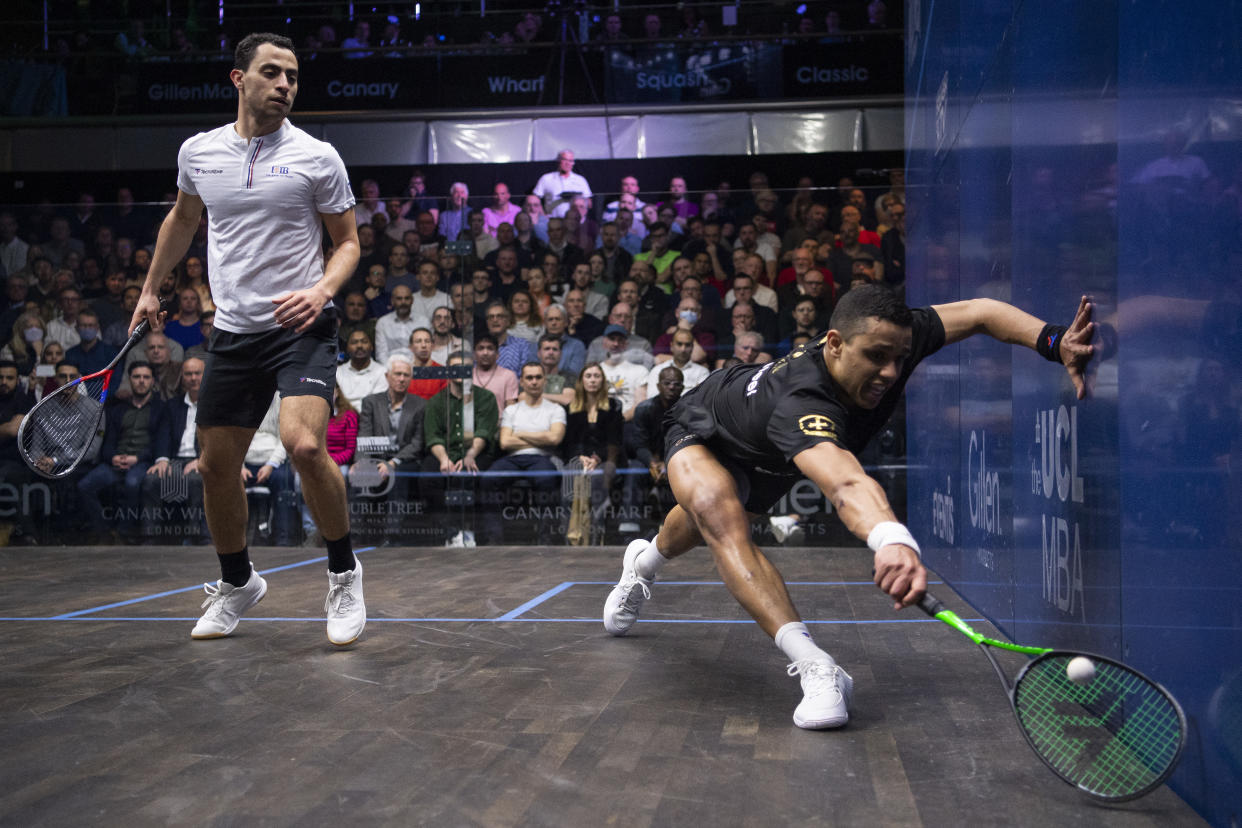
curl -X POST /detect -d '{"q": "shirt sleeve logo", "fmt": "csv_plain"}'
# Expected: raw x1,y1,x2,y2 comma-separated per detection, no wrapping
798,414,837,438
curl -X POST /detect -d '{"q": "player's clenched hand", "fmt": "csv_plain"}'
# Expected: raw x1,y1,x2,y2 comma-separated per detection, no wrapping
273,285,334,333
129,290,166,336
873,544,926,610
1061,295,1096,400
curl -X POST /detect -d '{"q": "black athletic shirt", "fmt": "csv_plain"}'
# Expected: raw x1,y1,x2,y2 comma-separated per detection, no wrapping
675,306,946,472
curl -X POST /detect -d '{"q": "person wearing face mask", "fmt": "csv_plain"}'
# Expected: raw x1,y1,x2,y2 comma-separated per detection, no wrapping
653,297,715,366
65,309,119,375
1,312,48,377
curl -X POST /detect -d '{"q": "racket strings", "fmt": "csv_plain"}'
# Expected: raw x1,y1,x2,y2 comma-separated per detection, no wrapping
1014,655,1183,799
19,377,108,477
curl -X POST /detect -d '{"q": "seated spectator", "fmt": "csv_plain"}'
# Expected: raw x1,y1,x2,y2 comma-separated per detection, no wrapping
614,206,645,256
102,285,142,347
627,262,671,344
361,263,391,319
722,275,779,342
599,325,649,420
830,221,883,282
342,20,373,57
715,301,775,368
400,171,439,225
563,288,605,347
482,301,536,373
374,285,418,364
524,267,555,315
483,361,567,543
881,202,906,287
117,331,181,401
540,303,586,378
337,329,387,412
428,306,463,364
594,221,635,287
544,217,585,279
521,195,551,243
438,182,472,242
327,385,358,471
630,364,684,514
46,287,84,352
716,329,772,370
412,210,446,260
407,327,448,400
352,351,425,521
143,357,206,542
647,327,709,396
507,290,543,344
661,177,700,225
536,333,576,406
562,361,623,509
601,176,647,222
2,312,47,377
777,297,827,354
652,298,715,367
776,249,835,315
512,212,546,263
565,197,598,252
471,333,519,409
337,291,376,353
679,220,733,281
164,288,205,352
421,351,498,547
568,263,609,320
634,222,677,282
490,247,527,303
65,309,119,376
76,361,165,543
410,260,449,328
586,302,653,366
482,183,521,237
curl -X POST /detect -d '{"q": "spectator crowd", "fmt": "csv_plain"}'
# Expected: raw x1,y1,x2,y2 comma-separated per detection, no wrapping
0,155,914,547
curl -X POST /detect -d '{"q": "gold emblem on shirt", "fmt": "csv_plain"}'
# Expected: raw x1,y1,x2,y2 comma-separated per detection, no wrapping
798,414,836,438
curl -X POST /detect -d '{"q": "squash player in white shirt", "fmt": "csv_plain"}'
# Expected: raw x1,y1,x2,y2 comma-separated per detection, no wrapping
131,33,366,646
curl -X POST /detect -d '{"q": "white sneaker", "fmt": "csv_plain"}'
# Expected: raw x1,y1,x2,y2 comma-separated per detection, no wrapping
445,532,465,548
787,659,854,729
462,530,476,547
325,559,366,645
191,566,268,639
603,538,654,636
770,516,801,542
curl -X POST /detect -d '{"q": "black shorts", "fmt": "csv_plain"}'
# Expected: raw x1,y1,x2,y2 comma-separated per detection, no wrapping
663,404,800,515
197,310,339,429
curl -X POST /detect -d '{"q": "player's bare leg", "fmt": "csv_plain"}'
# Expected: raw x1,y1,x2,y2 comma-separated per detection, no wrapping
665,445,799,638
281,394,364,645
198,425,257,554
191,425,266,639
280,396,348,540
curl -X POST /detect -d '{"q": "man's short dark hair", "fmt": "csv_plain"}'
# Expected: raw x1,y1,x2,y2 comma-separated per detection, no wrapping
474,333,499,350
537,333,562,349
520,361,544,378
829,283,912,341
234,33,296,72
127,360,153,377
0,359,19,373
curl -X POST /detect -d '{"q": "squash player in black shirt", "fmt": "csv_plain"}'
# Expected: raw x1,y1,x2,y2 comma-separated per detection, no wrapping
603,284,1096,729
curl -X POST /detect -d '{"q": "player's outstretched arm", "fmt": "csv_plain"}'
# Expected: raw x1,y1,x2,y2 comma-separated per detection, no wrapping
131,190,205,335
932,295,1095,399
794,441,926,609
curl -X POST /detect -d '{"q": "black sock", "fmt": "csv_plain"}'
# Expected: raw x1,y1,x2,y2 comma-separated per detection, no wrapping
325,532,355,574
219,548,252,587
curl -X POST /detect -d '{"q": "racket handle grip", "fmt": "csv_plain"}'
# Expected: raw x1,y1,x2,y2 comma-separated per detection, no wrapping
918,592,945,617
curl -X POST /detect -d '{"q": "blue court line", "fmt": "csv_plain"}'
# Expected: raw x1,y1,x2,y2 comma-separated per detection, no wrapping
496,582,576,620
49,547,376,620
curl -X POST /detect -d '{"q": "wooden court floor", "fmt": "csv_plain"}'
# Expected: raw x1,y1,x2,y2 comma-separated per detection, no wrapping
0,544,1205,827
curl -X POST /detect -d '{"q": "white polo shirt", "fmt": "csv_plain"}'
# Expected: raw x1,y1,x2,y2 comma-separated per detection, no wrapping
533,170,593,218
176,119,355,333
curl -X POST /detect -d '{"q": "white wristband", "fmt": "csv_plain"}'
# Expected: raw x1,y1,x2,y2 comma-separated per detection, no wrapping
867,521,921,557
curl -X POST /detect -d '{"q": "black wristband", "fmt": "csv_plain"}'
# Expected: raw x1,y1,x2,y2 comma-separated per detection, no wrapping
1036,324,1068,364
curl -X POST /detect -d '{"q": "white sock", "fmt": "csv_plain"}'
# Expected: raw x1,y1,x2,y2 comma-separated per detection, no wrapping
775,621,834,666
633,537,667,580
